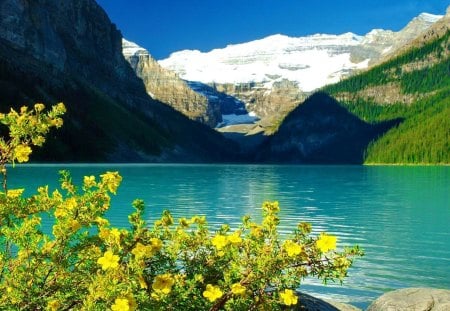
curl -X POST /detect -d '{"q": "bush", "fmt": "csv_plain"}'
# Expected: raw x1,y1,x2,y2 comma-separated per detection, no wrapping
0,104,362,310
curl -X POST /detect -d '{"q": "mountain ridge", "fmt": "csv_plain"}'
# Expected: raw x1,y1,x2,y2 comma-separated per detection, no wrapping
157,11,442,131
0,0,238,162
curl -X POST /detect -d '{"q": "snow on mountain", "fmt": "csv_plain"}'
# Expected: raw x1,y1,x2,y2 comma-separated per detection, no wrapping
417,12,443,23
122,38,147,57
159,33,367,92
159,12,442,93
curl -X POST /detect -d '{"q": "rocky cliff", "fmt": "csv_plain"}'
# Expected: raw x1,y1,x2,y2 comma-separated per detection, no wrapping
216,80,306,133
122,39,222,127
0,0,237,162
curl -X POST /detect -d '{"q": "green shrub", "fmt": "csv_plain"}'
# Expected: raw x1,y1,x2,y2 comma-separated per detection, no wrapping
0,104,362,310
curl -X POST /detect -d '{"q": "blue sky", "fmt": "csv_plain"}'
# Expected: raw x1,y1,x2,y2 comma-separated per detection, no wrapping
96,0,449,60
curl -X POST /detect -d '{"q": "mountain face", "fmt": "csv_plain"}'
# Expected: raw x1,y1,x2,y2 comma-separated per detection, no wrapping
159,12,442,129
255,93,400,163
0,0,238,162
122,39,222,127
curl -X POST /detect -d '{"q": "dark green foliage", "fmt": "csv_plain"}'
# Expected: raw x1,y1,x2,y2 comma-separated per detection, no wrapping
365,90,450,164
400,59,450,94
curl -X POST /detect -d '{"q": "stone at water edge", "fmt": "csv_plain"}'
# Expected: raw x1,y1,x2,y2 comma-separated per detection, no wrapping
295,292,362,311
367,288,450,311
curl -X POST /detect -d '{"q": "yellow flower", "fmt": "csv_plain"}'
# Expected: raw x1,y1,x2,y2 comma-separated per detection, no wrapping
95,216,109,227
47,299,60,311
203,284,223,302
231,283,246,296
316,234,337,253
32,135,45,146
150,238,163,252
111,298,131,311
110,228,121,242
191,215,206,225
55,102,66,114
34,103,45,112
161,212,174,226
14,144,32,163
262,201,280,213
179,217,190,228
65,197,77,210
100,171,122,194
280,289,298,306
50,118,63,128
283,240,302,257
42,241,55,254
152,274,175,294
83,175,96,189
250,224,263,238
228,231,242,245
54,208,68,218
6,188,24,199
131,242,153,259
211,234,228,250
194,274,204,283
334,256,351,268
99,228,110,240
97,250,120,270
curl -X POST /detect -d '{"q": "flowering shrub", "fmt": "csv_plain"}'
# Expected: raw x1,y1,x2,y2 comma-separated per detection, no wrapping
0,104,363,310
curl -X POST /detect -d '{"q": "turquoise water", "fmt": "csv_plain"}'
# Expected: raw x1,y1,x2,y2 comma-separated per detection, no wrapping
8,164,450,309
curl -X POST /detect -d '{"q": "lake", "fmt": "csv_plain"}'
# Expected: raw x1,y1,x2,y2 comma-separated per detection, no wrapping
7,164,450,309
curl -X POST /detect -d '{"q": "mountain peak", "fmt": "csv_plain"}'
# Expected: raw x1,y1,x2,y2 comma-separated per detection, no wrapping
417,12,443,23
122,38,148,57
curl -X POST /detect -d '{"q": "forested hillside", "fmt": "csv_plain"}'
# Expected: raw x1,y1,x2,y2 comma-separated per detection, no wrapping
324,29,449,164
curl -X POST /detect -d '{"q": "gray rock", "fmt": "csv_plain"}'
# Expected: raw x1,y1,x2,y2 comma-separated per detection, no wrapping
295,292,362,311
367,288,450,311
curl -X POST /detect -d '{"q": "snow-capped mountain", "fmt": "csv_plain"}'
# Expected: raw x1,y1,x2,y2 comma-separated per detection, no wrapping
160,33,365,93
159,12,442,93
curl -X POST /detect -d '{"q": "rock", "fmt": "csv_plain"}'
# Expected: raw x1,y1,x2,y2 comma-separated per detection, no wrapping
122,39,222,127
295,292,362,311
367,288,450,311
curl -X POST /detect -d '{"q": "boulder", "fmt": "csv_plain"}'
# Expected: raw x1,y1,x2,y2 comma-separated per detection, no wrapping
367,288,450,311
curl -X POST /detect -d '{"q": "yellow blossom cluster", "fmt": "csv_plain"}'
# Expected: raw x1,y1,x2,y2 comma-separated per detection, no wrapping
131,238,163,259
211,231,242,250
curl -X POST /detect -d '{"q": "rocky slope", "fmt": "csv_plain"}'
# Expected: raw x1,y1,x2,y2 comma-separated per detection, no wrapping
0,0,237,162
122,39,221,127
159,12,441,131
